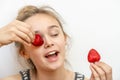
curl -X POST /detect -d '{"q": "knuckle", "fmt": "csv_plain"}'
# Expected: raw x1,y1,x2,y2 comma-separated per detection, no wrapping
12,34,16,38
11,34,17,42
9,26,15,32
27,25,31,28
100,72,105,76
107,67,112,74
9,28,16,37
95,78,100,80
9,25,17,33
24,23,31,28
24,35,28,39
94,74,99,78
9,27,15,38
26,29,31,33
24,35,30,42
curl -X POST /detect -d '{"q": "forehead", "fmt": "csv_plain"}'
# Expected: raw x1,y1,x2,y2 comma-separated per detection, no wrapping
24,13,60,31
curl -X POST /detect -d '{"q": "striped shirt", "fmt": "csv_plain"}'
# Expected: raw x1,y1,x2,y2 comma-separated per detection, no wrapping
20,69,84,80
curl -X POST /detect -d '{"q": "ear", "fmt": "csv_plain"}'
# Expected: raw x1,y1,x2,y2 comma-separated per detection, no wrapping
19,50,30,59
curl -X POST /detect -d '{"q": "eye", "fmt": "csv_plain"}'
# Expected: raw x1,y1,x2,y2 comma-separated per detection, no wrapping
51,33,59,37
49,29,59,37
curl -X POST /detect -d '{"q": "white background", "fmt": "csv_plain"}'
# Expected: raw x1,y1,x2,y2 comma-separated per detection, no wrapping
0,0,120,79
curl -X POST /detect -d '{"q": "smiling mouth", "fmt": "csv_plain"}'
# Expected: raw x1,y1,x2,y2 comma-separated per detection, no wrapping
44,51,59,62
45,51,59,58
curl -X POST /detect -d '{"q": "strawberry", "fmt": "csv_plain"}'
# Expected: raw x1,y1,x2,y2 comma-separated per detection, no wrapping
88,48,101,63
32,34,44,46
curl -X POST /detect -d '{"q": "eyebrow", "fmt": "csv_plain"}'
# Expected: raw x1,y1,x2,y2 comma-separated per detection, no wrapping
48,25,59,29
34,25,59,33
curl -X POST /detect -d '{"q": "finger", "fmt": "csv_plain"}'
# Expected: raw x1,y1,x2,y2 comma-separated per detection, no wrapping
16,20,34,34
90,64,100,80
91,63,106,80
15,20,34,35
13,28,32,43
90,73,94,80
95,62,112,80
15,20,31,28
15,37,31,47
15,25,34,42
14,20,34,41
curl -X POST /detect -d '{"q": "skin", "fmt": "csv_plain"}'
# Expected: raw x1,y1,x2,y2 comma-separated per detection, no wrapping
0,13,112,80
0,20,34,47
90,62,112,80
23,14,70,80
23,14,66,71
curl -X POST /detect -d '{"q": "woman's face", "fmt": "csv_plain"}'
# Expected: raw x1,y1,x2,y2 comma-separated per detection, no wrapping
23,13,66,71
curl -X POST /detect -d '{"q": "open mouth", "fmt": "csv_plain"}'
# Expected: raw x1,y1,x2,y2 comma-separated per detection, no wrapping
45,51,59,58
45,51,59,62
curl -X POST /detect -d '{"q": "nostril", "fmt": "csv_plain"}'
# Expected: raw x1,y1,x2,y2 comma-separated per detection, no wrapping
44,36,54,48
51,44,54,46
44,43,54,48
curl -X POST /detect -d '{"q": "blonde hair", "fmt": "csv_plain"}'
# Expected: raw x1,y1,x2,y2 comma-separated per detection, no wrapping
16,5,69,73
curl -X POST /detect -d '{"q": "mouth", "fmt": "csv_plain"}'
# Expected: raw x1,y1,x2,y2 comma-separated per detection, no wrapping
45,51,59,62
45,51,59,58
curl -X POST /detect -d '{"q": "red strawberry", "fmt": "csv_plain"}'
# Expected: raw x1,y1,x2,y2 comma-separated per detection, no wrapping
32,34,44,46
88,48,101,63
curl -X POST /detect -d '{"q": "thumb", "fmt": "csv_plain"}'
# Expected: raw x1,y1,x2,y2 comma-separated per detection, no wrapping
90,73,94,80
89,65,94,80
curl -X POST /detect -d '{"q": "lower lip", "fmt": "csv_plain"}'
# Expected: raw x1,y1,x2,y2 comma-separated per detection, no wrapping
46,53,59,62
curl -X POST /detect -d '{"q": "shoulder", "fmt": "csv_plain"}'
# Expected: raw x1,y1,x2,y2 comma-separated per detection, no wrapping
0,74,21,80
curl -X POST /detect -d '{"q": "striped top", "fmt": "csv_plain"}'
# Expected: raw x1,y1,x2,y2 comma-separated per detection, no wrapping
19,69,84,80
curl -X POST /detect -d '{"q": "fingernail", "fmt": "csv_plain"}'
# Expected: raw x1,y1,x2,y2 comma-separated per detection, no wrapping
90,63,94,66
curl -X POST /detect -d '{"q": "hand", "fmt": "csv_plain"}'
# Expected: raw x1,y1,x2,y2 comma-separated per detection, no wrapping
0,20,34,46
89,61,112,80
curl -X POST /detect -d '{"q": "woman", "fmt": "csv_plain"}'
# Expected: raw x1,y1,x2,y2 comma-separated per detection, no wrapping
0,5,112,80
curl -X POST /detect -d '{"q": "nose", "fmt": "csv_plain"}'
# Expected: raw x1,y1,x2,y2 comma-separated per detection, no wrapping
44,36,54,48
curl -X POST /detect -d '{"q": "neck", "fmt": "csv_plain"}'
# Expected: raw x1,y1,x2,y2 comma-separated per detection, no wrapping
32,65,68,80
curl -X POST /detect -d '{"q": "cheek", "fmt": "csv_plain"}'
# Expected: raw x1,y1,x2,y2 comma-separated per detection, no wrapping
24,47,43,62
57,34,66,45
29,49,43,59
57,38,66,53
55,40,66,50
29,52,44,65
60,39,66,49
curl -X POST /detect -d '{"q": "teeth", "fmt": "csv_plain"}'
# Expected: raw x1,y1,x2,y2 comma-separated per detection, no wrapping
48,51,56,56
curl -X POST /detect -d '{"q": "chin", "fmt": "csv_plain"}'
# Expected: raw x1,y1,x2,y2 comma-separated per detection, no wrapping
45,61,64,72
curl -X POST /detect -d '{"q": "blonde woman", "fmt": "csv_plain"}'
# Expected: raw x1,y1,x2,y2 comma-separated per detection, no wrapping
0,5,112,80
